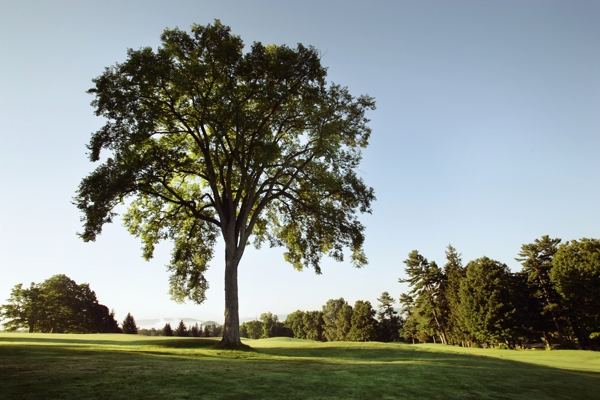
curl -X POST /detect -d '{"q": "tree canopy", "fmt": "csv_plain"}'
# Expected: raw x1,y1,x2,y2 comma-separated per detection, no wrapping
74,20,375,347
0,275,120,333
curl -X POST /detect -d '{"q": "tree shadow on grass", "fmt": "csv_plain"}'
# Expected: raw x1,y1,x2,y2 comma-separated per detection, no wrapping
1,342,599,399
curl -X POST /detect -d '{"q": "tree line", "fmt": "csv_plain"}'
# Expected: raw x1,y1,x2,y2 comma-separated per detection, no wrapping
400,237,599,349
240,236,600,350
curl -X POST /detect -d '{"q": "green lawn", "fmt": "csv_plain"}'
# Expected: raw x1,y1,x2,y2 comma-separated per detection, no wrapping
1,334,599,399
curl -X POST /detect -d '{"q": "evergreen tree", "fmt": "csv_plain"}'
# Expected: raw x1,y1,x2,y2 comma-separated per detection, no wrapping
190,322,201,337
376,292,400,342
399,294,418,343
163,322,173,336
516,235,564,345
175,320,188,336
122,312,138,334
442,245,466,345
400,251,449,344
348,300,377,341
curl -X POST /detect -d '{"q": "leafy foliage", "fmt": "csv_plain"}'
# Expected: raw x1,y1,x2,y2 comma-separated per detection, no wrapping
74,20,375,347
0,275,120,333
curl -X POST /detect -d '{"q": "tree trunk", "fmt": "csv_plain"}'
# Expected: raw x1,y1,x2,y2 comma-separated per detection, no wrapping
219,234,245,349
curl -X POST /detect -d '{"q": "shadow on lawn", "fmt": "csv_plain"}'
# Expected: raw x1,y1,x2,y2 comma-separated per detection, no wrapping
0,335,220,349
2,340,600,399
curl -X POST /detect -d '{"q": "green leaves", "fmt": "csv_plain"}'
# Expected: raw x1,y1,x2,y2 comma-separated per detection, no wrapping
76,21,375,309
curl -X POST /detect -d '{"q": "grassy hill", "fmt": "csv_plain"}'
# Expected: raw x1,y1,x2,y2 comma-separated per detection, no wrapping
1,333,599,399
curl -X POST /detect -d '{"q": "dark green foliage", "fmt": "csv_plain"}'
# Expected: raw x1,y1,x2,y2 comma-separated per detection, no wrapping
0,275,120,333
322,298,353,341
175,320,188,337
551,238,600,348
122,313,138,334
302,311,325,341
459,257,515,345
348,300,377,341
163,323,173,336
260,312,278,339
190,323,202,337
401,250,449,344
398,294,418,343
284,311,306,339
376,292,401,342
516,236,564,346
441,245,466,345
74,20,376,347
240,320,263,339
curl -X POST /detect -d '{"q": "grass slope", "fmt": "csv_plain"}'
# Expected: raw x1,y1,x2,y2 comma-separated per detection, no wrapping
1,333,599,399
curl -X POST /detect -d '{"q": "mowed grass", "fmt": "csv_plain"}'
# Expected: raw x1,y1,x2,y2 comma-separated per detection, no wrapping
1,334,599,399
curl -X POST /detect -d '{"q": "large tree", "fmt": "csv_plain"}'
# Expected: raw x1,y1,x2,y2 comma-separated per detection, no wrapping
74,21,375,348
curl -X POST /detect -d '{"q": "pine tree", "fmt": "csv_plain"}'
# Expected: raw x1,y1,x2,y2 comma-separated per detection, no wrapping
190,322,202,337
163,322,173,336
175,320,188,336
122,312,138,334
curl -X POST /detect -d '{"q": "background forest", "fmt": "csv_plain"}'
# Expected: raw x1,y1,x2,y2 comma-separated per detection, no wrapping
5,235,597,351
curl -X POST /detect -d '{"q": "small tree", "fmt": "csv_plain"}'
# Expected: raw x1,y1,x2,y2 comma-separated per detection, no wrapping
163,322,173,336
122,312,138,334
175,320,188,337
377,292,400,342
190,322,202,337
260,312,278,338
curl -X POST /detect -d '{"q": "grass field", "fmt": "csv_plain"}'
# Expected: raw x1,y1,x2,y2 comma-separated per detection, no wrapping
1,333,599,399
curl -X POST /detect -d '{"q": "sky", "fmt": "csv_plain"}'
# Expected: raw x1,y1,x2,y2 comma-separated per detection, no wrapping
1,0,598,326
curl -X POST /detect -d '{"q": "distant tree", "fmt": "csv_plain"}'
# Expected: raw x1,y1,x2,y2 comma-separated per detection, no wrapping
335,303,354,341
163,322,174,336
441,245,466,345
516,236,564,345
302,311,324,341
260,312,278,338
190,322,202,337
0,275,119,333
459,257,514,346
376,292,400,342
122,313,138,334
0,283,42,332
175,320,188,337
551,238,600,349
284,311,306,339
399,293,418,343
211,324,223,337
74,20,376,348
322,298,352,342
400,251,448,344
348,300,377,342
239,320,263,339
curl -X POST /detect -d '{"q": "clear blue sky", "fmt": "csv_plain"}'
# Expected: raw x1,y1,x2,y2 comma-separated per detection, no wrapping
1,0,598,325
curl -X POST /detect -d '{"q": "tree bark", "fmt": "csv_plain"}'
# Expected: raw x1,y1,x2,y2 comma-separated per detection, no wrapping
219,233,244,348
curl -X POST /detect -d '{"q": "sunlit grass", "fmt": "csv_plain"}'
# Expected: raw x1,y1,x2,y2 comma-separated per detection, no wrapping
1,333,599,399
